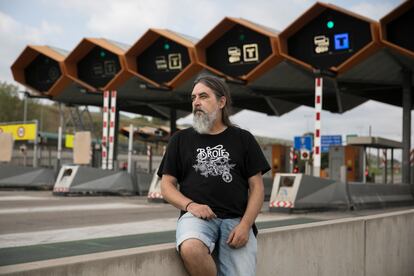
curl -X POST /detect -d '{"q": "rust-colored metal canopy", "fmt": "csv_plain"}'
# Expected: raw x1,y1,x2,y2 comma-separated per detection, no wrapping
64,38,129,92
196,17,283,82
64,37,189,119
335,0,414,109
125,28,203,89
279,2,380,74
190,17,299,116
380,0,414,60
11,45,69,97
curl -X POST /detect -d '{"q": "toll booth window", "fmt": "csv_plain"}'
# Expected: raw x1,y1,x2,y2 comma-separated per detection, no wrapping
25,54,61,93
77,46,121,88
386,7,414,52
287,9,371,70
206,25,272,78
136,37,190,84
280,176,295,187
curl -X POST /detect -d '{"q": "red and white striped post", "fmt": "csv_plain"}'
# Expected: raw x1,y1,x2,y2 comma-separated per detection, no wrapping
101,91,110,170
108,90,117,170
313,77,323,177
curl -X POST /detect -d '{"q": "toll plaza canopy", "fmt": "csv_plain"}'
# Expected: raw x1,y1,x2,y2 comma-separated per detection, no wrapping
11,1,413,115
347,136,403,149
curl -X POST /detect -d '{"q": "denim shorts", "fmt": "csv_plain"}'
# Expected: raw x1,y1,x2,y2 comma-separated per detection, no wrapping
176,212,257,276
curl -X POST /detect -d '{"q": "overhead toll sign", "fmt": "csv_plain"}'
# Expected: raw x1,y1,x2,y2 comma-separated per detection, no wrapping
196,17,282,81
205,25,271,76
124,29,201,89
77,46,121,88
65,38,128,91
11,45,68,96
24,54,62,92
279,2,379,72
137,37,190,83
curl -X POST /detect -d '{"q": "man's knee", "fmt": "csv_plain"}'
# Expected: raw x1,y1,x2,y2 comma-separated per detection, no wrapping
180,239,209,260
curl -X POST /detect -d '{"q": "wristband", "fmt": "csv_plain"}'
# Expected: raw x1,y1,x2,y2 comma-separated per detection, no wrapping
185,201,195,211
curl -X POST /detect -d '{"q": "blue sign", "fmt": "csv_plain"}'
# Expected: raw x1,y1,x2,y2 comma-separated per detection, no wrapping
321,135,342,153
294,136,313,151
334,33,349,50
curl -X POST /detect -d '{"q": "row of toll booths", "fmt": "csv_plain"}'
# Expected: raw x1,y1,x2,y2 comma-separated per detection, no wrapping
2,129,413,211
267,136,414,211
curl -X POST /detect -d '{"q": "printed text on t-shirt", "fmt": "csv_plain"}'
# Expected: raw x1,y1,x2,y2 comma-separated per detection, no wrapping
193,145,236,183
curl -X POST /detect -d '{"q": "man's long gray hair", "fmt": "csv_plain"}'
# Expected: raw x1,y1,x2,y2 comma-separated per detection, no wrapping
192,74,234,127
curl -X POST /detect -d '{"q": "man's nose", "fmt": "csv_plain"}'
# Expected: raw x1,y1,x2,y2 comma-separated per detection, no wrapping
193,97,201,106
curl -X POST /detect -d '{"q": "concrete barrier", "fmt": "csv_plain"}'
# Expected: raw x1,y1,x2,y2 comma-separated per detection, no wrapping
1,209,413,276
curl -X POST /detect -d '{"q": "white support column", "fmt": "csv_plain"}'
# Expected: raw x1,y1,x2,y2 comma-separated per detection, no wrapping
313,77,323,177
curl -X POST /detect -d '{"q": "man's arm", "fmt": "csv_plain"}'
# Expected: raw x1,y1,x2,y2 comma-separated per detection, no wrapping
161,174,216,219
227,172,264,248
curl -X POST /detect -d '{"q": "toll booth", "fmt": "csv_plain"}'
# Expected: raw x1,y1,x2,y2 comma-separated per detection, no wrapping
346,136,403,184
261,144,290,177
329,145,364,182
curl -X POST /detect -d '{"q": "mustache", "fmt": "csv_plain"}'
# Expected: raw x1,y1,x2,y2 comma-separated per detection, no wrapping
193,108,206,115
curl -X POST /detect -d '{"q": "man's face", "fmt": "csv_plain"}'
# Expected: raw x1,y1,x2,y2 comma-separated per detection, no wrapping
191,82,225,133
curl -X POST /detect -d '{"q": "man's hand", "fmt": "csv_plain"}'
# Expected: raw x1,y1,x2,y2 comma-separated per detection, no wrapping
226,221,250,249
187,202,217,220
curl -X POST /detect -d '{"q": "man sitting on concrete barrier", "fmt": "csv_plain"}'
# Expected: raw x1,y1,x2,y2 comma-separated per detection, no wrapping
158,75,269,276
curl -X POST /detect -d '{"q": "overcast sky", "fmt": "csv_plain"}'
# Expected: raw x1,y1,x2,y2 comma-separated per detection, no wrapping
0,0,412,158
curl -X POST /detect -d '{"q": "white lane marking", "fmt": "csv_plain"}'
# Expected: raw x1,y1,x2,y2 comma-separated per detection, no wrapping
0,218,178,248
0,203,159,214
0,196,56,201
0,213,296,248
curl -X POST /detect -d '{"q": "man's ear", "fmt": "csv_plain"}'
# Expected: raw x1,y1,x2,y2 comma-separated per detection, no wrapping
219,96,226,109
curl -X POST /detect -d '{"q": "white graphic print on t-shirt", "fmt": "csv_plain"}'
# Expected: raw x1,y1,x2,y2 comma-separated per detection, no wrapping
193,145,236,183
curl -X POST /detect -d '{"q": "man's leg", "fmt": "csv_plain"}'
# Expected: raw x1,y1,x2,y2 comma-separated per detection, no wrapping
180,239,217,276
176,212,220,276
216,218,257,276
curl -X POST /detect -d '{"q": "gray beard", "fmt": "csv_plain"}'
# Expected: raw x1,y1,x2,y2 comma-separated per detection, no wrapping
192,109,218,134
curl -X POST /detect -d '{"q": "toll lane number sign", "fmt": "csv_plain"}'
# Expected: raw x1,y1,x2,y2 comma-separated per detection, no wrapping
155,53,182,71
313,33,351,55
227,43,259,64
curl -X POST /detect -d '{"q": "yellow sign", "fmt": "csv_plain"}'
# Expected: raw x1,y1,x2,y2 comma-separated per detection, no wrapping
65,134,74,148
0,123,37,141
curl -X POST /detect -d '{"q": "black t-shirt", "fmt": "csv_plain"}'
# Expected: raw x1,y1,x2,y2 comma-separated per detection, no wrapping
157,126,270,219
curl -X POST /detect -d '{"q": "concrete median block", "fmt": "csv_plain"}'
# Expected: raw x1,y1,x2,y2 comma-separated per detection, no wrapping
257,219,365,276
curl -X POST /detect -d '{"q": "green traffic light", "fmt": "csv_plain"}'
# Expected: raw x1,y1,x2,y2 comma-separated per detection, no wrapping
100,51,106,58
327,21,334,29
239,34,245,41
163,43,170,50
